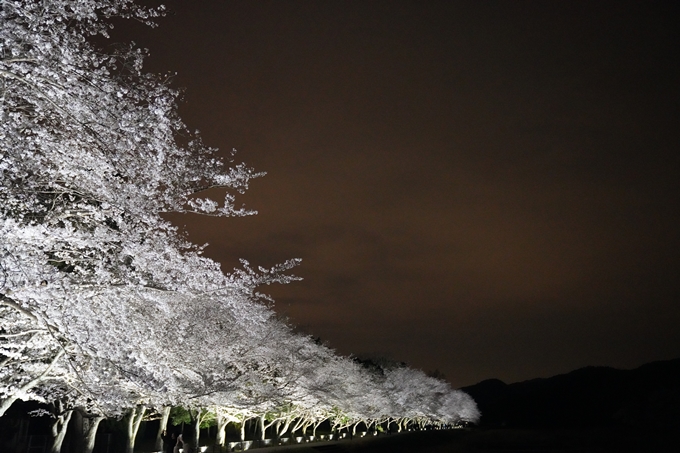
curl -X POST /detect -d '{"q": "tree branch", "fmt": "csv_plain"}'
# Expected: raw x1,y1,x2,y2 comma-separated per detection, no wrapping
0,294,38,321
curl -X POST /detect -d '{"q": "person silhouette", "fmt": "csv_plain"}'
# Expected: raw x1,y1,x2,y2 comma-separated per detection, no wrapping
173,433,184,453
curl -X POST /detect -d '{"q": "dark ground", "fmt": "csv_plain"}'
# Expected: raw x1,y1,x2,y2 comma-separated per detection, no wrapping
235,428,677,453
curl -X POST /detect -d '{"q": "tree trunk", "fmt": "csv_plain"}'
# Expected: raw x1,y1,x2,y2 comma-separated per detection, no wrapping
155,407,171,451
312,419,323,437
192,408,203,448
216,415,228,446
239,419,246,441
291,417,305,437
273,420,280,442
82,415,105,453
50,407,73,453
126,405,146,453
250,417,258,438
278,418,291,438
0,397,17,419
258,415,266,441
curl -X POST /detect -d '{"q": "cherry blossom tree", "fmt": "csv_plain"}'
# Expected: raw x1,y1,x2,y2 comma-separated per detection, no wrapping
2,3,480,450
1,0,291,410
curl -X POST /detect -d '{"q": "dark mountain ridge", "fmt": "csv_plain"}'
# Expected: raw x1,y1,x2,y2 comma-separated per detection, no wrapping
461,358,680,430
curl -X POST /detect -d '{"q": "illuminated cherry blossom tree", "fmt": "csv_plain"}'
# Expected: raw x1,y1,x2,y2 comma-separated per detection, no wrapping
1,2,479,451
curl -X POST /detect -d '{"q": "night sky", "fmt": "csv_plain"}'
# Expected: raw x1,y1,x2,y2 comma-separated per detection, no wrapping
116,0,680,387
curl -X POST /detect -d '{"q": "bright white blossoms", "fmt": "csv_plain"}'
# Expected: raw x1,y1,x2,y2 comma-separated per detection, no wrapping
0,0,478,447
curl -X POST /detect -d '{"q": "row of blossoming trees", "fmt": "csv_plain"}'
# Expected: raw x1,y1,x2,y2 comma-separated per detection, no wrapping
0,1,479,452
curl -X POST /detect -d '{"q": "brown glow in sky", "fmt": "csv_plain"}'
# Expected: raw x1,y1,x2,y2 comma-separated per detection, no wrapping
118,0,680,387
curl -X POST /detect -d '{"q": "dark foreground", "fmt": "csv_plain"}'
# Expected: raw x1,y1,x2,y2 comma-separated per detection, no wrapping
250,428,677,453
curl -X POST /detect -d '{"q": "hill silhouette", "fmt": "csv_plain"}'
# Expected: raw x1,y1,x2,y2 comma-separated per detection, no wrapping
461,358,680,430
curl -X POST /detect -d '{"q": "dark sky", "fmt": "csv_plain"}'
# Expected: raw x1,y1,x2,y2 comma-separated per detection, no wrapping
117,0,680,387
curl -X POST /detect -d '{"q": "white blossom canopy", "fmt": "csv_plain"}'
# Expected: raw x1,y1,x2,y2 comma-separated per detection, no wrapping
1,0,479,428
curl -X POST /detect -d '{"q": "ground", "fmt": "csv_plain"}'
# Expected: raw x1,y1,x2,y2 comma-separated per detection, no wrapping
202,428,677,453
